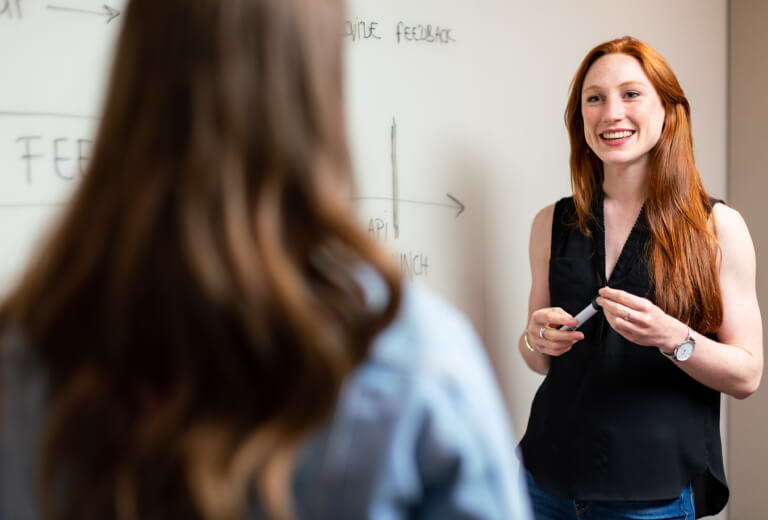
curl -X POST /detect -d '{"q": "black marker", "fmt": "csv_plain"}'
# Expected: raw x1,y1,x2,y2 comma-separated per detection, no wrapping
559,297,601,331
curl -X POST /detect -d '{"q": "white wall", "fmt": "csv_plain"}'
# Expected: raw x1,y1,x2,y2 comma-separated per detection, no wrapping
728,1,768,518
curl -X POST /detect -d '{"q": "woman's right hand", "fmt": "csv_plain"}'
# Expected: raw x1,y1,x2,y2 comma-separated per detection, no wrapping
521,204,583,373
525,307,584,357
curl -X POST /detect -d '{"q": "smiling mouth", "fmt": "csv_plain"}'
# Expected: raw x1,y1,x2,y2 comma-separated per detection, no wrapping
600,130,635,141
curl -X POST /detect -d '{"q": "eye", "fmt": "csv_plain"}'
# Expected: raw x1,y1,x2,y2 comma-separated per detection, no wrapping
584,94,601,103
625,90,640,99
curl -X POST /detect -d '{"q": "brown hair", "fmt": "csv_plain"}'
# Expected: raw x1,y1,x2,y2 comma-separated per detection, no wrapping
564,36,722,333
0,0,401,518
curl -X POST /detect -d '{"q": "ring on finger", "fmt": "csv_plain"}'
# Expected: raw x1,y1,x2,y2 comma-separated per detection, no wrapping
539,326,547,340
625,311,632,322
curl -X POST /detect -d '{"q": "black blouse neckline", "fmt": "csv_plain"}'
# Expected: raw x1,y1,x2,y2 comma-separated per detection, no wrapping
590,190,648,287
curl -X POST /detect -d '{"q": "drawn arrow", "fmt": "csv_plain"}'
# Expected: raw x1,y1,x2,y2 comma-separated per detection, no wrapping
47,3,120,23
445,193,465,217
356,193,466,217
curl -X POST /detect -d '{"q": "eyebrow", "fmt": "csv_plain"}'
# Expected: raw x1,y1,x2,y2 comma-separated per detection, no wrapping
582,81,648,92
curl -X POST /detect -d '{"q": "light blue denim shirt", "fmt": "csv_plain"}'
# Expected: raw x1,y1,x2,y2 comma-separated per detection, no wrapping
1,279,531,519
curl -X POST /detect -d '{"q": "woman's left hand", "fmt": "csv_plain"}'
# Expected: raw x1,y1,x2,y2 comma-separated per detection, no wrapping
596,286,688,351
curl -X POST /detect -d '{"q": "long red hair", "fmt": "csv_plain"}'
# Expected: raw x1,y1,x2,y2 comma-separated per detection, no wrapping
564,36,722,333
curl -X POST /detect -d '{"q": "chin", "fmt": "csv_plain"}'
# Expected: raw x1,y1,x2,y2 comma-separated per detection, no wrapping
596,150,639,164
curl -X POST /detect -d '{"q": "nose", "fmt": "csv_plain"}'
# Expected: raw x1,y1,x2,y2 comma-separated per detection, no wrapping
602,95,625,122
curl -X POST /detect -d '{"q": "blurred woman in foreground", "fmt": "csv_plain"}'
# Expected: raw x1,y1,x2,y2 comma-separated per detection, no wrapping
0,0,530,519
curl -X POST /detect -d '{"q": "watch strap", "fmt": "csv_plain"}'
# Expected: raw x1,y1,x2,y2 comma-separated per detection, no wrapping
660,348,676,360
659,327,695,361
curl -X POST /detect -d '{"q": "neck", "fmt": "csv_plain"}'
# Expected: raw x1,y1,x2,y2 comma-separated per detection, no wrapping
602,159,648,204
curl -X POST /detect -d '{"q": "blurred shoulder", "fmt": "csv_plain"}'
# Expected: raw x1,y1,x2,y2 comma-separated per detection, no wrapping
0,325,40,382
0,325,47,520
369,281,487,379
361,281,514,444
353,266,484,375
294,280,524,518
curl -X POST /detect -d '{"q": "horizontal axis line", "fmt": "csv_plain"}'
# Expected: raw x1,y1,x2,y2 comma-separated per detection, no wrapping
0,111,98,121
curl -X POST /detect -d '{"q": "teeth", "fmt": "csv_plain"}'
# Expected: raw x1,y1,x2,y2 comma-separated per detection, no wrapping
602,130,634,139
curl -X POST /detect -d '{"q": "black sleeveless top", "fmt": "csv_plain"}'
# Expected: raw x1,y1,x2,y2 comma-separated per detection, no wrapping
519,195,727,518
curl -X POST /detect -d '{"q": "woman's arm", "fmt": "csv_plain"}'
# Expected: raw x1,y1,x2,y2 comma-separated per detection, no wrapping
597,204,763,398
518,204,582,374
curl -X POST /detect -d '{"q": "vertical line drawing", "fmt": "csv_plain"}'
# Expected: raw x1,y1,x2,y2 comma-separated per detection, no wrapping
391,117,399,239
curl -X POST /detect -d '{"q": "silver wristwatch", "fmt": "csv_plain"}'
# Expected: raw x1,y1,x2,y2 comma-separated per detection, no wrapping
660,327,695,362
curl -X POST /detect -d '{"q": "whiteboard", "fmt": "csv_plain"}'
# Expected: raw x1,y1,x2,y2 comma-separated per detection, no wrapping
0,0,726,464
0,0,121,291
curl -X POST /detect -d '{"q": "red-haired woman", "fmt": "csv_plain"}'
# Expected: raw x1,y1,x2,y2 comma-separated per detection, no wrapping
518,36,762,519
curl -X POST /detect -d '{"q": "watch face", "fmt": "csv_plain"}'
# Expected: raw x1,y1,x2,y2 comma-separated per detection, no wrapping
675,340,695,361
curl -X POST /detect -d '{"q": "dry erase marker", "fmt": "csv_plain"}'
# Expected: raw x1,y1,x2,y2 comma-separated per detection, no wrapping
559,297,601,331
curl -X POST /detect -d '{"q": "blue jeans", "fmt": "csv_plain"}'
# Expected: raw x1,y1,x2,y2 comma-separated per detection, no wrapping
525,470,695,520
